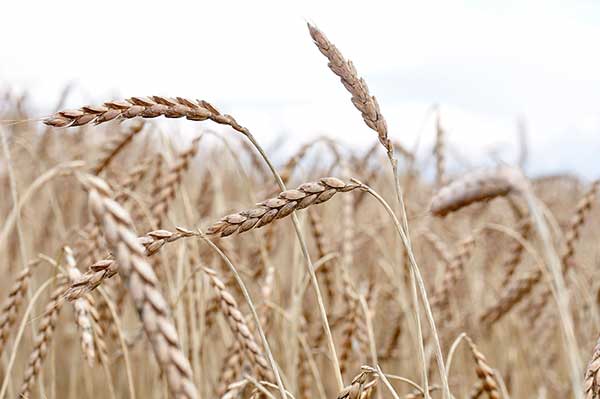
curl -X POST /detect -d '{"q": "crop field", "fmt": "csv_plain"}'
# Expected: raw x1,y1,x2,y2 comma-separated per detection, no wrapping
0,23,598,399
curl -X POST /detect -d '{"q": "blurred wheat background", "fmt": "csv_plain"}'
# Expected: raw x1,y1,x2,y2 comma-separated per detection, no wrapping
1,2,600,399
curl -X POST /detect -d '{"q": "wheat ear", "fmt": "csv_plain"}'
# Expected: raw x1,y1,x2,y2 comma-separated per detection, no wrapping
150,136,202,227
206,177,363,237
465,337,500,399
19,282,67,397
80,174,198,399
91,120,144,175
44,96,250,135
0,261,35,356
430,166,527,217
307,23,392,157
203,266,274,384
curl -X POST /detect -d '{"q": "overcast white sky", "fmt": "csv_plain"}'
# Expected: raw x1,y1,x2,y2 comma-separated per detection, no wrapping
1,1,599,178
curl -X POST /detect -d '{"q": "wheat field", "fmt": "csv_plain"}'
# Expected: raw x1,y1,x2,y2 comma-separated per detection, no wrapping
0,23,598,399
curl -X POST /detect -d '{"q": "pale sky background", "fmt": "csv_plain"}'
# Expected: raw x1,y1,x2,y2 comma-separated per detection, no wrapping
1,1,599,178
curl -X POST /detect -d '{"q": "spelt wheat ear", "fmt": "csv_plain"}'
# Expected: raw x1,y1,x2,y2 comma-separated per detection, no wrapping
430,166,528,217
20,282,68,397
202,267,274,384
44,96,250,135
91,120,145,175
150,136,202,227
79,173,198,399
0,261,36,356
307,23,392,156
561,179,600,272
584,333,600,399
480,269,542,327
465,337,500,399
206,177,363,237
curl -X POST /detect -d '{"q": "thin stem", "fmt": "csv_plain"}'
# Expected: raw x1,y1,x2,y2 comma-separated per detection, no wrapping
521,189,583,399
243,131,344,390
354,178,451,399
198,231,287,399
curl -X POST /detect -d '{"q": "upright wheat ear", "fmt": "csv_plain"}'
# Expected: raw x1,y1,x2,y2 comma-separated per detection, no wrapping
430,166,527,217
20,282,67,397
203,267,274,384
465,337,500,399
0,261,35,356
307,23,392,157
80,174,198,399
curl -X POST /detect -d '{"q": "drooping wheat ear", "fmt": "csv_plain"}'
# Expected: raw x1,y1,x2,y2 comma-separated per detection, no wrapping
150,136,202,227
584,333,600,399
217,341,244,397
19,281,67,397
206,177,363,237
562,179,599,273
63,246,96,366
91,120,144,175
307,208,336,304
307,23,392,157
431,234,476,315
80,174,198,399
434,109,447,188
430,166,528,217
0,260,35,357
44,96,250,135
465,336,500,399
480,268,542,327
64,226,197,300
203,266,274,384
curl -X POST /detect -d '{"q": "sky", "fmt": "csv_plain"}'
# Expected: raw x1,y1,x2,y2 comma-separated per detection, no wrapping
1,1,599,178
